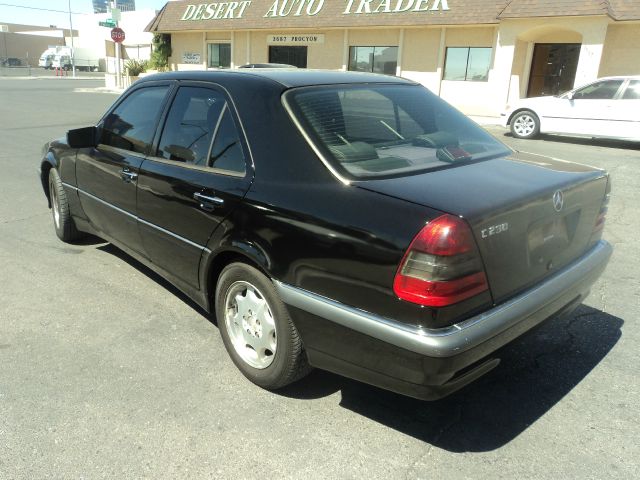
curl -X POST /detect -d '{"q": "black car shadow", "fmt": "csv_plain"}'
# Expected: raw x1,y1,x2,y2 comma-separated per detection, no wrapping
279,305,623,452
93,242,622,452
96,243,212,320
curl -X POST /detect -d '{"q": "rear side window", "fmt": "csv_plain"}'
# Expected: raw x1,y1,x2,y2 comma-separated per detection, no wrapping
157,87,226,165
156,85,246,174
101,86,169,154
286,84,510,179
209,107,246,174
622,80,640,100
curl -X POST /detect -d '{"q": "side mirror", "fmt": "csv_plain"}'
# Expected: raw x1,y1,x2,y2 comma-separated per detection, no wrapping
67,126,99,148
566,91,574,101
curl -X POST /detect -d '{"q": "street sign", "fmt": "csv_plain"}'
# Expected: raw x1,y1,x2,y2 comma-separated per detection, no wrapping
111,27,125,44
99,20,116,28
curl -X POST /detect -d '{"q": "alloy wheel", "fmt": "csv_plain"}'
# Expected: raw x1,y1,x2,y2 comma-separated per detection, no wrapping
224,280,277,369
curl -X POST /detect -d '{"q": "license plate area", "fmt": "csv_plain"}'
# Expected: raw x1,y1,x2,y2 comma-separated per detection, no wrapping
528,211,579,265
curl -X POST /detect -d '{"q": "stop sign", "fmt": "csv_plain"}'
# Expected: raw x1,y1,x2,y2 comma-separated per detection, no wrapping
111,27,125,43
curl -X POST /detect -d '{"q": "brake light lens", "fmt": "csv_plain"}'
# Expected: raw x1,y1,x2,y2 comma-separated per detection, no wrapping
393,215,489,307
592,193,610,235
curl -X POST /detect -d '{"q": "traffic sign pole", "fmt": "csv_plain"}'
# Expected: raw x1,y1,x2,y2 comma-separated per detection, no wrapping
113,1,121,88
68,0,76,77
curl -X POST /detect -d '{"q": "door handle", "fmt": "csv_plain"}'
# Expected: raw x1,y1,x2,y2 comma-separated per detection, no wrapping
120,168,138,183
193,192,224,211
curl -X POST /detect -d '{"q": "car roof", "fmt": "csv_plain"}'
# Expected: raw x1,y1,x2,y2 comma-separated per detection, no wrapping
599,75,640,81
138,69,417,89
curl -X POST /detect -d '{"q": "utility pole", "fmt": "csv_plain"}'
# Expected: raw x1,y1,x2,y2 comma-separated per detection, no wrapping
113,0,121,88
68,0,76,77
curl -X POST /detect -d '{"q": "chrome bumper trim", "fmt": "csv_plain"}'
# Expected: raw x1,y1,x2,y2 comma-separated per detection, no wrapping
275,240,612,358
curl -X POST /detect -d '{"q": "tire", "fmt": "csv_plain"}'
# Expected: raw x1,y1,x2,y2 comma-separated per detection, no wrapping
215,262,311,389
48,169,82,242
510,110,540,139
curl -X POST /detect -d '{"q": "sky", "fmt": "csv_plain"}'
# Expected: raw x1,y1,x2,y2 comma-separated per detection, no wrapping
0,0,173,28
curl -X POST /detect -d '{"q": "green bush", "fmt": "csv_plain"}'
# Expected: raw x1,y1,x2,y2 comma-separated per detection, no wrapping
150,33,172,71
125,59,148,76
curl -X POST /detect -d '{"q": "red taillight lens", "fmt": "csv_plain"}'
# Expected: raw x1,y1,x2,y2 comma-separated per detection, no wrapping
593,193,610,234
393,214,489,307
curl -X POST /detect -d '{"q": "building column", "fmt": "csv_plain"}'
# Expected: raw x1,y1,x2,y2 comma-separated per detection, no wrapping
489,24,517,115
396,28,405,77
574,20,609,87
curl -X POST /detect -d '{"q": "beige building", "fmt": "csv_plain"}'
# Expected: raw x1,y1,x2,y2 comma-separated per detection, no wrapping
146,0,640,115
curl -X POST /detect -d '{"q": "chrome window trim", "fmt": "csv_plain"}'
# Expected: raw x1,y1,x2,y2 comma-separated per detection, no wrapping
144,155,246,178
281,90,352,186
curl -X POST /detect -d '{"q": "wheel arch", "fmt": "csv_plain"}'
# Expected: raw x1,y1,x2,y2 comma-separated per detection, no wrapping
40,154,58,208
507,107,540,126
203,240,273,313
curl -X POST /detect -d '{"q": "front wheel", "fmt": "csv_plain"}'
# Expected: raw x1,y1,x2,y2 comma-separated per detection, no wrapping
510,110,540,139
48,169,82,242
215,262,311,390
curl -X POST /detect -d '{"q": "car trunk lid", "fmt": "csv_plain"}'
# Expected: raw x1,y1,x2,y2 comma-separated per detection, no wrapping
355,152,608,304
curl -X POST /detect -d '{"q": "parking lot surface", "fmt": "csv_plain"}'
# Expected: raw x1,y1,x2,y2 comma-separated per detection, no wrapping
0,78,638,479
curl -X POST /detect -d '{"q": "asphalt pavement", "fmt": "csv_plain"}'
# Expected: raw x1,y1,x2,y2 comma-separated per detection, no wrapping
0,77,638,479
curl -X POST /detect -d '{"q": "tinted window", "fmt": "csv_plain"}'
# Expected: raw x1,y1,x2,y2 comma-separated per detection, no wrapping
444,47,492,82
157,87,226,165
574,80,624,100
102,86,169,154
622,80,640,100
208,43,231,68
209,107,246,174
348,46,398,75
288,84,510,179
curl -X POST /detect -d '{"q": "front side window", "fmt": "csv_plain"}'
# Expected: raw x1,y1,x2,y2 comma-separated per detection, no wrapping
349,46,398,75
443,47,492,82
573,80,624,100
286,84,510,180
101,86,170,154
208,43,231,69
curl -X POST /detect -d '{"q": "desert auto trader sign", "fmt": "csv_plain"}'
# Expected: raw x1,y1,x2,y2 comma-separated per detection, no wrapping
180,0,450,21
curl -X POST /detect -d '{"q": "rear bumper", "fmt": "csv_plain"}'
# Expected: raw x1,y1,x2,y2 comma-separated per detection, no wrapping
276,240,612,400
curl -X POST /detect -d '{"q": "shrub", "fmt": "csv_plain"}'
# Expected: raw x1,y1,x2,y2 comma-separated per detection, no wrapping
125,59,148,76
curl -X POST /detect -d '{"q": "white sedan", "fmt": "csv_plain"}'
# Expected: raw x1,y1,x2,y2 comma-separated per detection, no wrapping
502,76,640,141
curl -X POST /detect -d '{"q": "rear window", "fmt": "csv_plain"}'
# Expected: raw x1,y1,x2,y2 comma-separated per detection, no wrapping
285,84,510,179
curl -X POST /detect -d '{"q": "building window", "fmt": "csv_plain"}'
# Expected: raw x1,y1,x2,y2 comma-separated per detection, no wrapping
443,47,492,82
349,46,398,76
208,43,231,69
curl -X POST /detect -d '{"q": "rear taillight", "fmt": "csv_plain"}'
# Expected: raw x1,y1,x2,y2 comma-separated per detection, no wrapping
593,192,610,234
393,214,489,307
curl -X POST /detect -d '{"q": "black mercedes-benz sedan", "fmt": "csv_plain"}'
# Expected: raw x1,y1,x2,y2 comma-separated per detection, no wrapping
39,70,612,400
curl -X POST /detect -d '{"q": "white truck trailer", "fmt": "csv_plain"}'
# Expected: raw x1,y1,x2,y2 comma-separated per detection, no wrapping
51,48,100,72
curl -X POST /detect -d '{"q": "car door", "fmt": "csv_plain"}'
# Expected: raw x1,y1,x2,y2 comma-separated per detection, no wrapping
555,79,625,137
136,83,253,288
75,82,173,252
615,79,640,140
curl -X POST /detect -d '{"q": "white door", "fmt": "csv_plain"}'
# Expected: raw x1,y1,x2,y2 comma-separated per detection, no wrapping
560,79,626,137
614,79,640,141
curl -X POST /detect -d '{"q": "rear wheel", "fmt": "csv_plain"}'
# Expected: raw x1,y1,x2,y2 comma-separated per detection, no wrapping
510,110,540,139
48,169,82,242
215,262,311,389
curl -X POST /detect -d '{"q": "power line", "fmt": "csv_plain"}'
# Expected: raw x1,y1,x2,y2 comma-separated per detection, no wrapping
0,3,91,15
